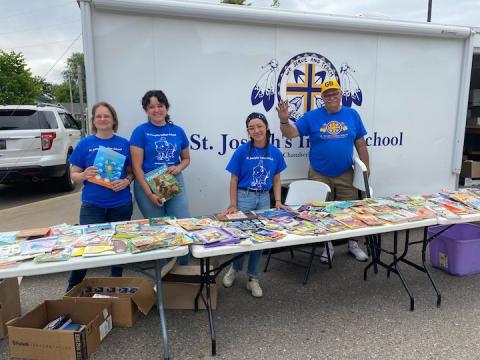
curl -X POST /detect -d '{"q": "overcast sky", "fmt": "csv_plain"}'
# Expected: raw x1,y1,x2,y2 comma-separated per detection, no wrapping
1,0,479,84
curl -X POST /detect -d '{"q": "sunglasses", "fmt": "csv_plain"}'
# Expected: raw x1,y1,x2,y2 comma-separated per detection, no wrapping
246,112,267,124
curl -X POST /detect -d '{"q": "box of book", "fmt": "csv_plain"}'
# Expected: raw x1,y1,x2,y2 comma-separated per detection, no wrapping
0,278,21,339
64,277,156,327
144,165,182,201
162,265,217,310
7,299,112,360
428,224,480,276
88,146,126,189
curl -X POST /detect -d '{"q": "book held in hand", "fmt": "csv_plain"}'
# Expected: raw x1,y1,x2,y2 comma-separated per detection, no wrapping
144,165,182,201
88,146,126,189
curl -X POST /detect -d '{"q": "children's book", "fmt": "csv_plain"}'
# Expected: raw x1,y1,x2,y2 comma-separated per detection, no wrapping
82,223,112,234
335,215,368,229
149,216,175,226
353,214,386,226
17,227,51,239
19,237,58,256
174,218,204,231
144,165,182,201
83,245,116,257
0,232,18,247
193,228,237,244
215,211,257,221
88,145,126,189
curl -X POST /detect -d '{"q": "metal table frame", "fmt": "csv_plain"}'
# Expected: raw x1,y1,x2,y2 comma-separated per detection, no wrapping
0,245,189,360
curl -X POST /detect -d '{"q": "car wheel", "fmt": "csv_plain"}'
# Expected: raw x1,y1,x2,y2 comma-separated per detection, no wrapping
58,162,75,191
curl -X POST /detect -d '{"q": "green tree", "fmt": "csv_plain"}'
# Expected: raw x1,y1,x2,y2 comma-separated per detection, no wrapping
50,52,86,103
0,50,40,104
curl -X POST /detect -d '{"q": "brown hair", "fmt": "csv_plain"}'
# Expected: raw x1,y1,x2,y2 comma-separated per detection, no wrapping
91,102,119,133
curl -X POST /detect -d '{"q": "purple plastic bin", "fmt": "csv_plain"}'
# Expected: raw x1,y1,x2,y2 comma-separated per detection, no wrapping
428,223,480,276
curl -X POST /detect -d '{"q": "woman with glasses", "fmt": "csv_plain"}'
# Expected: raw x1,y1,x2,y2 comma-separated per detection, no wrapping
222,112,289,298
66,102,134,291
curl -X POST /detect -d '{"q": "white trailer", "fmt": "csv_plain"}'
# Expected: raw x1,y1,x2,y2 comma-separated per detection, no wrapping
79,0,477,215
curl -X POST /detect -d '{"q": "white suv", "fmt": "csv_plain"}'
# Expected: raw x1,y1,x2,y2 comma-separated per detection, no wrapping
0,104,81,190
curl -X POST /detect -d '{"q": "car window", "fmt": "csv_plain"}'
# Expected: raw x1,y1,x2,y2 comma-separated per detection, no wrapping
59,113,79,130
65,113,80,130
0,110,58,130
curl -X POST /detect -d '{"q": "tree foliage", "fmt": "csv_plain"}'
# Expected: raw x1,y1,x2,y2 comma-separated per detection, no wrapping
52,52,86,103
0,50,40,104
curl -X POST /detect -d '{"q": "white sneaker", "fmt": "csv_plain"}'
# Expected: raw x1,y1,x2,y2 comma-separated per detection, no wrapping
319,242,334,264
246,278,263,298
348,240,368,262
222,266,237,288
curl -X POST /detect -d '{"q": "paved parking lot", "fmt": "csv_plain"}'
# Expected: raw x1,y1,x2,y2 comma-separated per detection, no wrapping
0,195,479,359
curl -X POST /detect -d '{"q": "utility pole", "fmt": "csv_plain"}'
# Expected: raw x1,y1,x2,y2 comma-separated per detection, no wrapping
68,74,74,115
77,64,86,137
427,0,432,22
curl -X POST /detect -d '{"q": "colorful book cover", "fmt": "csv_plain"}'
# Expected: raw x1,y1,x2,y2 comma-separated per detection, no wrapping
174,218,204,231
335,215,368,229
353,214,386,226
144,165,182,201
19,236,58,256
83,245,116,257
193,228,237,244
88,146,126,189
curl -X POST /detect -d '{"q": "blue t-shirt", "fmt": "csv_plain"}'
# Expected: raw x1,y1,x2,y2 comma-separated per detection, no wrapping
226,142,287,191
130,122,189,173
69,134,132,208
295,107,367,177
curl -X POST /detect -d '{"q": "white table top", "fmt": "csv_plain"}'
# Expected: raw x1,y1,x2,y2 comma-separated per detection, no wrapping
0,246,188,279
436,213,480,225
191,219,437,258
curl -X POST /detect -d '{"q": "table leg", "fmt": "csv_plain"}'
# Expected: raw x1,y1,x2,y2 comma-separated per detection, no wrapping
155,260,170,360
205,257,216,356
422,227,442,307
194,258,205,312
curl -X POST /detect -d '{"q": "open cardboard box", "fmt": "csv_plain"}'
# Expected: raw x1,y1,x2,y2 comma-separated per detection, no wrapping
64,277,156,327
162,265,217,310
461,160,480,178
7,299,112,360
0,278,21,339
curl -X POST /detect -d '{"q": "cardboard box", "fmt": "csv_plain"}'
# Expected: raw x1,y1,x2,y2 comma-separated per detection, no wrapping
162,265,217,310
461,160,480,178
7,299,112,360
64,277,156,327
0,278,21,339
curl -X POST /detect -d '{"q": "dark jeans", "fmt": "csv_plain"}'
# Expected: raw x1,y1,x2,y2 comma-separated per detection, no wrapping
66,201,133,291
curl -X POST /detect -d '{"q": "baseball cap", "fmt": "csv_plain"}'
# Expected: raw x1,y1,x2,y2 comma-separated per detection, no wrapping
320,79,341,94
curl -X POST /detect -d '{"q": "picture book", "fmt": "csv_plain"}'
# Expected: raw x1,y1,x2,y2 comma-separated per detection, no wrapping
0,232,18,247
17,227,51,239
353,214,386,226
193,228,237,244
34,252,70,263
335,215,368,229
174,218,204,231
82,245,116,257
19,236,58,256
376,213,408,224
144,165,182,201
149,216,175,226
88,145,126,189
215,211,257,221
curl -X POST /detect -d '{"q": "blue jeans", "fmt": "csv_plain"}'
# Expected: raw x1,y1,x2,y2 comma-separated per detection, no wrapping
232,189,270,278
134,173,190,265
66,201,133,291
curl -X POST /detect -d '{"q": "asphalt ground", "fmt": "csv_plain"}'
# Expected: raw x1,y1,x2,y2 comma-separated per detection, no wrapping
0,194,479,359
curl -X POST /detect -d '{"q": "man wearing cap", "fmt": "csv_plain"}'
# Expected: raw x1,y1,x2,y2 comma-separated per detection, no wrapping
276,78,369,263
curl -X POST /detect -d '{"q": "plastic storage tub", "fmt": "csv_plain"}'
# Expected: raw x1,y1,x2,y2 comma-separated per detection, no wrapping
428,223,480,276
